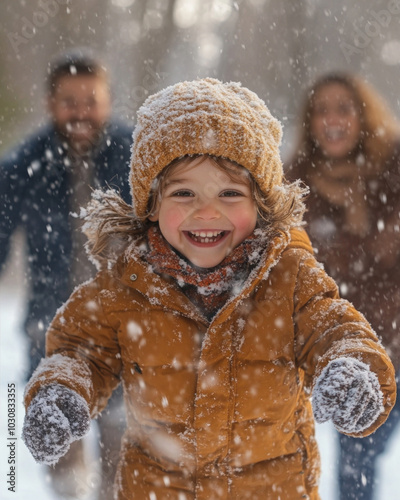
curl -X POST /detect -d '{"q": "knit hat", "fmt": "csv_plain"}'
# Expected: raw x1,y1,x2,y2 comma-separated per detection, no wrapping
130,78,283,217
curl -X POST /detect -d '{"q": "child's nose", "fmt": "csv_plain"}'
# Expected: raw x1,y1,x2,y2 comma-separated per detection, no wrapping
193,200,220,220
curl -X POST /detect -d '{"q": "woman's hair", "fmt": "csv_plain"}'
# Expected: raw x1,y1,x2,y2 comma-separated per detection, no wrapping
290,72,400,172
83,155,306,263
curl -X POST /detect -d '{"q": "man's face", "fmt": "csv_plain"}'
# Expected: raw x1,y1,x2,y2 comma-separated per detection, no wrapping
48,74,111,154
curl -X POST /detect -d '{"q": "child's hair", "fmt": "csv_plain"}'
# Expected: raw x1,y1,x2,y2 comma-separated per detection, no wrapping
83,154,306,264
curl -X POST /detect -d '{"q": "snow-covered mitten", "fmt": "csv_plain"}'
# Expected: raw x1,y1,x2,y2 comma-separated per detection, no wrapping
22,383,90,465
312,357,384,434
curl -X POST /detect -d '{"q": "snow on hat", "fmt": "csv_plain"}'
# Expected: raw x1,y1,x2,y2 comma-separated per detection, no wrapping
130,77,283,217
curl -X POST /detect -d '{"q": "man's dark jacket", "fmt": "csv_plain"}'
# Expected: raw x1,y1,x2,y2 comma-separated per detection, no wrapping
0,120,133,373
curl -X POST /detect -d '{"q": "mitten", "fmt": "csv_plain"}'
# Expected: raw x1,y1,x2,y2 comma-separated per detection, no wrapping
22,383,90,465
312,357,384,434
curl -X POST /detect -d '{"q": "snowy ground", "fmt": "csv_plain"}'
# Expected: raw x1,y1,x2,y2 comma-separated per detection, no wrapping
1,240,399,499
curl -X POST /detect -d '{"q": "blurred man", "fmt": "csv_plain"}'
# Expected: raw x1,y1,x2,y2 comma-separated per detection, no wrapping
0,48,132,500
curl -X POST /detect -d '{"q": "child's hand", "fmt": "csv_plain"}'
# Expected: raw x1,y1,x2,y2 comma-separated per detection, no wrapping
22,383,90,465
312,357,384,434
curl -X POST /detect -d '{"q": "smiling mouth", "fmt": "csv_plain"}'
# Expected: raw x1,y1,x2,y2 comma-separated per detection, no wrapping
185,230,227,244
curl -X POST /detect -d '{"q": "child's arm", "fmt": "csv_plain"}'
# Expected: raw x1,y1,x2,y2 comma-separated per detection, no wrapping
293,252,396,437
23,274,122,463
25,275,122,412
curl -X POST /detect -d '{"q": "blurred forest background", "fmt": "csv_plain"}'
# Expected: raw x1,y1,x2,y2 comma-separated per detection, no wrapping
1,0,400,161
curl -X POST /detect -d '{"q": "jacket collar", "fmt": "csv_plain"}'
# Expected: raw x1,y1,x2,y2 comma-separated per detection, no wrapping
210,229,290,326
117,228,312,327
208,227,313,326
118,243,209,327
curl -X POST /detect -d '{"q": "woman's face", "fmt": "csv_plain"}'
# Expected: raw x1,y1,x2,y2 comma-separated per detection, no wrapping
310,82,361,160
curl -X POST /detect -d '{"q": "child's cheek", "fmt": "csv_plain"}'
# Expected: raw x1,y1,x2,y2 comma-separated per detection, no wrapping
231,205,258,233
161,204,188,229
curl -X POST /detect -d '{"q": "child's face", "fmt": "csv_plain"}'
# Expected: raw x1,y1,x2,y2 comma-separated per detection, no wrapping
149,157,258,268
310,82,361,160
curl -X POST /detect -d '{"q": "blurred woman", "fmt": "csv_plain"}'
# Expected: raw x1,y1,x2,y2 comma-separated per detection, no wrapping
287,72,400,500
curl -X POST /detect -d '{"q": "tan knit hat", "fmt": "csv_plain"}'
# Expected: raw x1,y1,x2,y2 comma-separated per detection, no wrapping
130,78,283,217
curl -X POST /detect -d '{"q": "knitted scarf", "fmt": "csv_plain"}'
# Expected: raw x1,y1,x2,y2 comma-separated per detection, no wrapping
145,225,269,320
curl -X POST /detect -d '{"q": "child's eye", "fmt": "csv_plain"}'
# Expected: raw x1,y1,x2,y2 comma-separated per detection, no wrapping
220,190,242,197
171,190,193,197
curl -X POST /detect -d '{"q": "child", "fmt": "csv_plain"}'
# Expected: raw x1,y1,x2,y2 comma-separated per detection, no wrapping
22,78,396,500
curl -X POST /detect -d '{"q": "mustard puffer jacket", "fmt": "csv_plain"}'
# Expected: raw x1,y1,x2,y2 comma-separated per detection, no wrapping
24,228,396,500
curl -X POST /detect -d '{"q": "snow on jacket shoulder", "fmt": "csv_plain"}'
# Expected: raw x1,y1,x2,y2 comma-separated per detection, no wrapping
24,228,396,500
